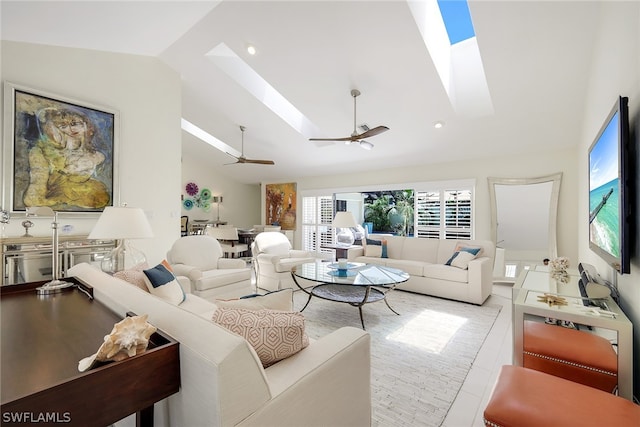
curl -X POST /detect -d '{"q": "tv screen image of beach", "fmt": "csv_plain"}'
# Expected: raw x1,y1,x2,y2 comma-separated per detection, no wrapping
589,110,620,259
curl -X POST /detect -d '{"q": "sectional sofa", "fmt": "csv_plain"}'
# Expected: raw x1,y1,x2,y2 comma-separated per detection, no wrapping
67,263,371,427
347,236,495,305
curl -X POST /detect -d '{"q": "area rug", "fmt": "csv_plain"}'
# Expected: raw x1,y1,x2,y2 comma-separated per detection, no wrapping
293,289,501,427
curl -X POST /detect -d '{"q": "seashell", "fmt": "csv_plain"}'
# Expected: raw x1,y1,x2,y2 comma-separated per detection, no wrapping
78,315,157,372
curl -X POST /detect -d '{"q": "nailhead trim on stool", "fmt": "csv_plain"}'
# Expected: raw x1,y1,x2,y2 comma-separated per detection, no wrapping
524,351,618,377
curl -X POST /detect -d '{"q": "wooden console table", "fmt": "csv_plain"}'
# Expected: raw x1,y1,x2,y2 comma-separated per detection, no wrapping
1,280,180,426
512,269,633,400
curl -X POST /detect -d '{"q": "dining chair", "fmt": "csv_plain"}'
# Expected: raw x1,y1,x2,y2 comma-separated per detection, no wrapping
206,227,249,258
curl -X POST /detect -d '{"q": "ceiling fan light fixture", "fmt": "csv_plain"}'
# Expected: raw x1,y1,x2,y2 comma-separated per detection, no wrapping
359,140,374,150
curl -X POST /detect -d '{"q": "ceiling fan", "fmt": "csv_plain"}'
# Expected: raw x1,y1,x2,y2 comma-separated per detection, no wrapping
309,89,389,150
225,125,275,165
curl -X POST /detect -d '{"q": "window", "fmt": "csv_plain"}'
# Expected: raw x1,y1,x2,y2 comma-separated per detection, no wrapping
416,189,473,240
301,181,475,253
301,195,334,255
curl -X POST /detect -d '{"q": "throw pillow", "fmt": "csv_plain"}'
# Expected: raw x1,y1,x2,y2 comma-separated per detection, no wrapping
450,251,477,270
216,288,293,311
212,307,309,367
113,261,149,292
445,246,482,265
143,263,185,305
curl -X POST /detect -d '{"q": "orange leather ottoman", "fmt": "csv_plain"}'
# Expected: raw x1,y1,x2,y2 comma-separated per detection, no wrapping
523,320,618,392
484,366,640,427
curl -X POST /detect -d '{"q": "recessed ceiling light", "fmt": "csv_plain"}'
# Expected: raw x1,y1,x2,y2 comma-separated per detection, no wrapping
247,44,257,55
434,121,445,129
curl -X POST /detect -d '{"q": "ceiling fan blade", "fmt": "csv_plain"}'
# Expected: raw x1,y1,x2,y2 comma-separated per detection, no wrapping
309,135,358,142
243,159,275,165
354,125,389,139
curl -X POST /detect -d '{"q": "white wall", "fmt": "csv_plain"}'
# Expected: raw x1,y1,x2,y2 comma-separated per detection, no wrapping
1,41,182,264
180,150,261,227
577,1,640,397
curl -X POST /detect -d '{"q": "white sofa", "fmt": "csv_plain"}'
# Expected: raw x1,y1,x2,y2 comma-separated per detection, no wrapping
348,236,495,305
67,263,371,427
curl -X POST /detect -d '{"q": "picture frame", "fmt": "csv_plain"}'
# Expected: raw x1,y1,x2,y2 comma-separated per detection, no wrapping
2,82,120,214
265,182,297,230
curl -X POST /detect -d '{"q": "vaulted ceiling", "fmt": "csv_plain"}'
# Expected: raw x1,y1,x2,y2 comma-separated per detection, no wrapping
1,1,602,184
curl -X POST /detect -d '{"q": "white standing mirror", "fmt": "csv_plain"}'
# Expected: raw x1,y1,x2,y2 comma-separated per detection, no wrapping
488,173,562,282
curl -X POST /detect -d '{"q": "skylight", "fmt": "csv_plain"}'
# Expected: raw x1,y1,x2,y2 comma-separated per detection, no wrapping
408,0,493,117
206,43,320,138
437,0,475,45
181,118,240,157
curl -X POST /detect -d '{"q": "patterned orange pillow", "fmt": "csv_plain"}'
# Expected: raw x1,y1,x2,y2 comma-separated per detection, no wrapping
113,262,150,292
212,307,309,367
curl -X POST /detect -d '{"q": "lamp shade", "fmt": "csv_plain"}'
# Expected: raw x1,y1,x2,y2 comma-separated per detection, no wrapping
332,211,358,228
88,206,154,240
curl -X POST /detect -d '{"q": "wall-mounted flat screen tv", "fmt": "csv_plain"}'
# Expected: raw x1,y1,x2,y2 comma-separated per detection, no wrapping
588,96,630,274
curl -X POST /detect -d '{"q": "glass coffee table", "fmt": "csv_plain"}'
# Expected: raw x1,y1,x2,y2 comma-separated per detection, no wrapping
291,261,410,329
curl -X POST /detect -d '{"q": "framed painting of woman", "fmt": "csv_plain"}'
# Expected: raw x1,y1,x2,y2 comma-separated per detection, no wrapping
2,82,120,214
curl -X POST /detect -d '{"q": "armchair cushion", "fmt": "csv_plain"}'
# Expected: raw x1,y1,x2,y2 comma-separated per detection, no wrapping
218,258,247,269
212,307,309,367
194,269,251,292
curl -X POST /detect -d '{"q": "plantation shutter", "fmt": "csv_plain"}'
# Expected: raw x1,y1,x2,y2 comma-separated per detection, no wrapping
444,190,472,239
301,195,334,253
415,188,472,240
415,191,441,238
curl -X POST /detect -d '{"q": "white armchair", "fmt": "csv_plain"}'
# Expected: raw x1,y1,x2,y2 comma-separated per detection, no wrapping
252,232,315,292
167,235,253,300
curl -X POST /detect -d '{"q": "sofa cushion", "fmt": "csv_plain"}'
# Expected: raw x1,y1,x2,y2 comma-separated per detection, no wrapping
401,237,439,263
195,268,251,291
384,259,428,276
216,288,293,311
422,263,469,283
143,263,186,305
212,307,309,367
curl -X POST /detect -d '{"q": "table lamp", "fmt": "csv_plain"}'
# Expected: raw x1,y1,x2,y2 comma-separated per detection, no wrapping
88,205,154,273
25,206,74,295
213,196,223,223
333,211,358,247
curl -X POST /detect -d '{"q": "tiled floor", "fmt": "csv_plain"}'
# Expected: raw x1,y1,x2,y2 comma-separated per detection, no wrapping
442,283,514,427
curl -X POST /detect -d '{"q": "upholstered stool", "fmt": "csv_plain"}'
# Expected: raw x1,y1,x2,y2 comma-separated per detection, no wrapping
484,366,640,427
523,320,618,392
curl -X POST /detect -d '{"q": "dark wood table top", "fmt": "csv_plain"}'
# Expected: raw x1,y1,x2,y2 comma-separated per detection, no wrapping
1,280,180,426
